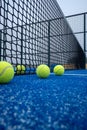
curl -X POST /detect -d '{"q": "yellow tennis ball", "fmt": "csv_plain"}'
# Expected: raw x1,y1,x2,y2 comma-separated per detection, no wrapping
16,65,25,74
0,61,14,84
53,65,65,76
36,64,50,78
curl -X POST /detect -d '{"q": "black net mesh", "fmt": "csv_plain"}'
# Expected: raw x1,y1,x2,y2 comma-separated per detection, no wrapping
0,0,85,74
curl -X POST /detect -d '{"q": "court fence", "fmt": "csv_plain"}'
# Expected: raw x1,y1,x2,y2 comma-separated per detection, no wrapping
0,0,86,74
66,12,87,68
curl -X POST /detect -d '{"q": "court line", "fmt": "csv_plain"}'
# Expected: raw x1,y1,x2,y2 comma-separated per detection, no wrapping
64,74,87,76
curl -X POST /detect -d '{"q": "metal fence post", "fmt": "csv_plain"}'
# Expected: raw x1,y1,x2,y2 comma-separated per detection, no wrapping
84,13,86,52
48,21,50,67
21,26,23,65
84,13,86,68
0,30,2,61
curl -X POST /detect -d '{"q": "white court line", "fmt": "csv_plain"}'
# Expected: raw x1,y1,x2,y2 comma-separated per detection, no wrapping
64,74,87,76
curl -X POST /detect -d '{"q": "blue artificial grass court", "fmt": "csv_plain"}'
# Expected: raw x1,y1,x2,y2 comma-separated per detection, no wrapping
0,70,87,130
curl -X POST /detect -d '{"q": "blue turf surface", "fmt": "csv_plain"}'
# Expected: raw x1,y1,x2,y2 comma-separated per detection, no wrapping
0,70,87,130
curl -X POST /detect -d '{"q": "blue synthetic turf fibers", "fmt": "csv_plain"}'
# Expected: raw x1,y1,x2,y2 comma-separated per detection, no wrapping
0,70,87,130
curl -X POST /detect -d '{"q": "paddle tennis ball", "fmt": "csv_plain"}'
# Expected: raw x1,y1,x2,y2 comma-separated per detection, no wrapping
36,64,50,78
16,65,26,74
0,61,14,84
53,65,65,76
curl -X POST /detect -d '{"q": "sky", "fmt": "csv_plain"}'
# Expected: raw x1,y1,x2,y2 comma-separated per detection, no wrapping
57,0,87,16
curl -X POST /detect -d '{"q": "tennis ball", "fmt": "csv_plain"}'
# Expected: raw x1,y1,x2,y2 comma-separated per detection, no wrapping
36,64,50,78
53,65,65,76
16,65,25,74
0,61,14,84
